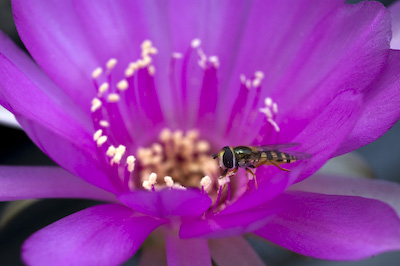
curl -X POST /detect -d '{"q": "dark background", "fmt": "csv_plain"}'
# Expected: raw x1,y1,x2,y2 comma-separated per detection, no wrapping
1,0,400,265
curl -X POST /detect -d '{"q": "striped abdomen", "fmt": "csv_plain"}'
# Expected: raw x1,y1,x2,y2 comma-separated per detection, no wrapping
261,151,297,165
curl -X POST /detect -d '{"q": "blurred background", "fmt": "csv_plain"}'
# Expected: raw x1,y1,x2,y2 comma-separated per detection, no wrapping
1,0,400,265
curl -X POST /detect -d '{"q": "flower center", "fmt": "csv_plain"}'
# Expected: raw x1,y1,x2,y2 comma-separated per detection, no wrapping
136,128,219,191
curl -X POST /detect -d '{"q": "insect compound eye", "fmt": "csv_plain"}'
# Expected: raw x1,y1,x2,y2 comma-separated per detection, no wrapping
222,146,234,169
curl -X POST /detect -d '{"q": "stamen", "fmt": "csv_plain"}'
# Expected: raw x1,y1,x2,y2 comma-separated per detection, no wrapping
106,58,118,70
240,74,246,84
98,82,109,95
91,98,102,112
254,71,265,79
148,172,158,184
260,97,280,132
97,135,108,147
129,62,139,70
125,67,135,77
252,71,265,88
126,155,136,172
148,47,158,55
212,185,223,212
141,40,153,50
164,176,174,187
191,38,201,48
99,120,110,127
265,97,273,107
142,180,152,190
148,65,156,76
93,129,103,141
107,93,120,103
117,79,129,91
143,172,158,191
218,176,231,187
209,56,220,68
92,67,103,79
200,175,212,192
245,79,251,89
111,145,126,165
160,128,172,142
196,140,210,153
106,145,116,157
272,103,278,114
172,52,183,59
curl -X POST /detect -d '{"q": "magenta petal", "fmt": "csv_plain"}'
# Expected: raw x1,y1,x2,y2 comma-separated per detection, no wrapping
270,1,390,125
179,207,279,239
335,50,400,155
0,52,116,192
0,166,116,202
209,237,264,266
12,0,99,109
255,191,400,260
11,0,171,110
290,173,400,216
0,32,78,112
22,204,166,266
118,189,212,218
165,234,211,266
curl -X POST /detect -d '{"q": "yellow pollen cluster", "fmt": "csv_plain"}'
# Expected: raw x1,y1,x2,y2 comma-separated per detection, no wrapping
136,129,219,191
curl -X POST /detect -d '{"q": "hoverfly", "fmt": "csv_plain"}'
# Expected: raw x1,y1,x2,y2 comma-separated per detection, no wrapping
212,143,310,189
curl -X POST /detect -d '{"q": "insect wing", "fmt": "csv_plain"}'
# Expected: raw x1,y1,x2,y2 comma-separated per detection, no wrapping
284,151,312,160
254,143,299,151
254,143,311,161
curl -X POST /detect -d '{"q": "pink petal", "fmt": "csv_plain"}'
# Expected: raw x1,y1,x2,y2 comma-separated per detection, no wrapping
165,234,211,266
0,166,116,202
11,0,171,111
179,206,279,238
12,0,101,110
335,50,400,155
118,188,212,218
22,204,166,266
0,51,115,192
209,236,264,266
255,191,400,260
271,1,390,132
0,31,77,112
289,173,400,216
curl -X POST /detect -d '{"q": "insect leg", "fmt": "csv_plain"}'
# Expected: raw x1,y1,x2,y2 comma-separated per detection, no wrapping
271,161,290,172
245,168,258,190
232,167,238,174
221,168,229,177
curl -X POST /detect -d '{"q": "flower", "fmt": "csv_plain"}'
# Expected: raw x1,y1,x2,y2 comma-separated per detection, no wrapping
1,0,400,265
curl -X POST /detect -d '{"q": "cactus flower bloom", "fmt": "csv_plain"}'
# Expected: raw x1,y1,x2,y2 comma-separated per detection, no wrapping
1,0,400,265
